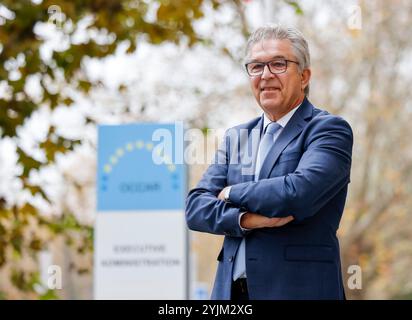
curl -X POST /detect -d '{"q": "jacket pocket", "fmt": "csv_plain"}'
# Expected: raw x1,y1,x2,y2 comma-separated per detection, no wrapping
284,245,334,262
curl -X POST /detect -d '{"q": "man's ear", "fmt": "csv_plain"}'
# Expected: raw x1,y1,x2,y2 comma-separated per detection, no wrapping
301,68,311,92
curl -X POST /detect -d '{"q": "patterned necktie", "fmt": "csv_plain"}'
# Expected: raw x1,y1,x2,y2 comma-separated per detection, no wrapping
255,121,283,179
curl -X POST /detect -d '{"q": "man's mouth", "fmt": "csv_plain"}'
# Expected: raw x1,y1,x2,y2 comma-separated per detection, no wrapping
260,87,280,92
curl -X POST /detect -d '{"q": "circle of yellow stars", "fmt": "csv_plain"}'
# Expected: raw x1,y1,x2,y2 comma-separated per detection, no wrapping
103,140,176,174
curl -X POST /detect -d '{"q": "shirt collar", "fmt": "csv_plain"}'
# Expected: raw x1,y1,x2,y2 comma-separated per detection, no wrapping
262,102,301,131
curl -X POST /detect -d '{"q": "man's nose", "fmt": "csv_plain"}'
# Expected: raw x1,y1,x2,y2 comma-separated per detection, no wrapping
261,64,274,80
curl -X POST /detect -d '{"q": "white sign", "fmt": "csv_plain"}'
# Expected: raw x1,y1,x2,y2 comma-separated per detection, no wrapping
94,211,187,299
94,124,187,299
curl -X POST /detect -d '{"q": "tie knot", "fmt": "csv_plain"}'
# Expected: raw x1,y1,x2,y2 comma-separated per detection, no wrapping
265,122,282,135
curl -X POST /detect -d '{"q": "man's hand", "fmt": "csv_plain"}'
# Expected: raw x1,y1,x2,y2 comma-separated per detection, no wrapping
218,187,229,201
218,187,294,229
240,212,294,229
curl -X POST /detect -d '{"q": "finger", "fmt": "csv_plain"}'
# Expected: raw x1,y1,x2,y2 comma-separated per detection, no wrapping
266,218,282,227
272,216,294,227
284,216,294,223
217,190,225,200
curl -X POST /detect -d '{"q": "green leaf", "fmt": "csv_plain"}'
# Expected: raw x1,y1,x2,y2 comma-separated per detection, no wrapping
284,1,304,15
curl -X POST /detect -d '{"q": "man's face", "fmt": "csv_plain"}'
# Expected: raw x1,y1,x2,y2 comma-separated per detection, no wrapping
247,39,310,120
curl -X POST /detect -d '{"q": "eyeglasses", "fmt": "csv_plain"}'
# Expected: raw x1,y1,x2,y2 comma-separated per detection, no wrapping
245,58,299,76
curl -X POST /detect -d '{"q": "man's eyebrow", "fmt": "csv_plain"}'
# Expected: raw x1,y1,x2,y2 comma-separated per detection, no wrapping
246,55,287,63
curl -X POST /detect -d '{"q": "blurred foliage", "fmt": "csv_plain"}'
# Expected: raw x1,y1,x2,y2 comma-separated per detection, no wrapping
0,0,223,299
0,0,218,159
285,1,303,15
0,0,303,299
293,0,412,299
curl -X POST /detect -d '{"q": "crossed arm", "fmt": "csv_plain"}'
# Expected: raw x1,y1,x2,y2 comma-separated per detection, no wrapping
185,116,353,237
216,188,294,229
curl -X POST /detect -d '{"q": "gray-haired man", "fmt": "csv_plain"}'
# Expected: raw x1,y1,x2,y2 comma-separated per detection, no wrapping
186,24,353,300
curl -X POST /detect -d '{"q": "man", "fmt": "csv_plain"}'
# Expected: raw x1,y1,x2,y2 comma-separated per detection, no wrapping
185,24,353,300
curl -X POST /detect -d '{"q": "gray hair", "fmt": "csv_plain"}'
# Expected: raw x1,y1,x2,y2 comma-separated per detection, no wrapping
245,24,311,95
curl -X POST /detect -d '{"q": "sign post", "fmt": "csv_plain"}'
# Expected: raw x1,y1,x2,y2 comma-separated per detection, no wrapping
94,123,187,299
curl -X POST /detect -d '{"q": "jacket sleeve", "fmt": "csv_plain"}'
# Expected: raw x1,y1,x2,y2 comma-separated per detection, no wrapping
185,130,245,237
228,115,353,221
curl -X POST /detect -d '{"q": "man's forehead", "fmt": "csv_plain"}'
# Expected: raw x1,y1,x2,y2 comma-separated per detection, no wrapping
249,38,293,58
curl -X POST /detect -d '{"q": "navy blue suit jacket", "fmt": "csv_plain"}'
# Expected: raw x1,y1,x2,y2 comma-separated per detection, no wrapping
185,98,353,300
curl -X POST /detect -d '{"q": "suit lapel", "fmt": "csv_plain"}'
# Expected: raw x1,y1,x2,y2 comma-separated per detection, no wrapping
258,98,314,180
240,116,263,183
